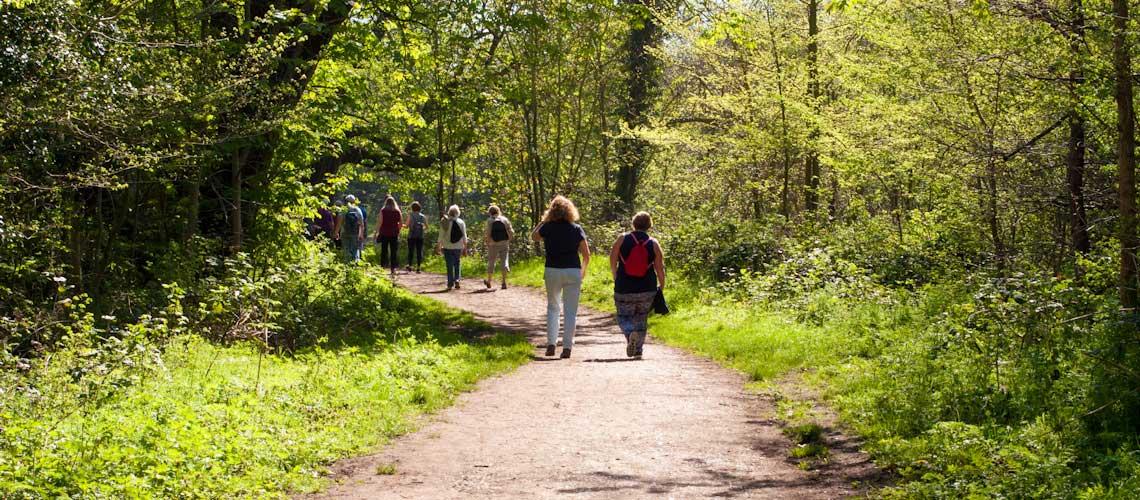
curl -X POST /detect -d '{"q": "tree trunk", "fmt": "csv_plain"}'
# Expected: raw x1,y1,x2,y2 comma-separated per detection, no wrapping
804,0,821,213
1068,0,1090,257
1113,0,1138,309
615,0,666,212
230,151,244,252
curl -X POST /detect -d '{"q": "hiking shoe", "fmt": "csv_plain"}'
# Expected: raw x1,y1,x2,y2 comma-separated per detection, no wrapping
484,279,492,289
501,282,507,290
627,331,643,357
545,344,556,357
454,281,461,289
560,348,571,359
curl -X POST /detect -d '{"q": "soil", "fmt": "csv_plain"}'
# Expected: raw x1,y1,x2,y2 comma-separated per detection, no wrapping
306,271,882,499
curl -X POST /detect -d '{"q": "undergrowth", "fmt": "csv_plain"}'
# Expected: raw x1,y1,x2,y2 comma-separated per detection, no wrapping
0,244,531,498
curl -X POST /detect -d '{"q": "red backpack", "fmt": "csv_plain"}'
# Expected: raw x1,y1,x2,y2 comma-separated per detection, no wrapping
620,233,653,278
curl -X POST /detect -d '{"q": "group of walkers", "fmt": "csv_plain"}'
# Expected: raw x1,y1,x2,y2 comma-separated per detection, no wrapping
325,194,516,291
530,195,666,359
320,193,667,360
327,195,430,273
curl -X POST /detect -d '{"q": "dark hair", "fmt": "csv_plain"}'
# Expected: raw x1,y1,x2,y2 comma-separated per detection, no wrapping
632,211,652,231
488,205,501,216
411,201,421,212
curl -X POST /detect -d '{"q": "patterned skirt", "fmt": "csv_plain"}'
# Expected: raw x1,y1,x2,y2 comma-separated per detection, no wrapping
614,290,657,334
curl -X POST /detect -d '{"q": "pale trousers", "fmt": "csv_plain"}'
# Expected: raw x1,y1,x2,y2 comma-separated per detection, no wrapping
544,267,583,349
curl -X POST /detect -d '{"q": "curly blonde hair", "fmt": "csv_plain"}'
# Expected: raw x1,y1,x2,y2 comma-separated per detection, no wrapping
542,195,580,223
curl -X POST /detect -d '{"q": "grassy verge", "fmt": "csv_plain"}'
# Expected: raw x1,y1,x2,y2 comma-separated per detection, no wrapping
434,254,842,380
2,264,531,498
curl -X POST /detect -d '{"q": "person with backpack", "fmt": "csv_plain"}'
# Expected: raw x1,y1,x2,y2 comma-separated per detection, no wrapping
483,205,515,290
531,195,590,359
404,201,427,273
609,211,666,359
375,196,403,276
334,195,365,263
436,204,468,290
357,198,369,256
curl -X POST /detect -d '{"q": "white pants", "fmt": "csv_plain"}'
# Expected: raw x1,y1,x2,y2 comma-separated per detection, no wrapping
544,267,583,349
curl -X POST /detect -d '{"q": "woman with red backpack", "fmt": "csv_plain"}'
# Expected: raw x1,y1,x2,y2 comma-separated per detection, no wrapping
609,211,666,359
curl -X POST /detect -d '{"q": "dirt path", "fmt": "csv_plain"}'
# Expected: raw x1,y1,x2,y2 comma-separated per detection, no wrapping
310,272,879,499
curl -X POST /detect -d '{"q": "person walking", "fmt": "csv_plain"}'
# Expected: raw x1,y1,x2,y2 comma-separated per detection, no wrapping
483,205,515,290
333,195,365,263
609,211,666,359
405,201,427,273
375,196,403,276
358,198,369,257
436,205,468,290
531,196,590,359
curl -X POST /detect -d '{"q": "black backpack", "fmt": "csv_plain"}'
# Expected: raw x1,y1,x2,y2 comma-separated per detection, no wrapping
449,219,464,243
490,219,509,242
343,208,361,236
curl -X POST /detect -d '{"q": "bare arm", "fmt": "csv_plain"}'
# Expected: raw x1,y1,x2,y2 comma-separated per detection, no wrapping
609,236,623,277
579,239,591,279
654,242,666,289
531,222,544,242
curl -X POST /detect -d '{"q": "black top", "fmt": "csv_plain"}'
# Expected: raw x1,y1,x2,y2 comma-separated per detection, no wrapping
539,221,587,268
614,231,659,294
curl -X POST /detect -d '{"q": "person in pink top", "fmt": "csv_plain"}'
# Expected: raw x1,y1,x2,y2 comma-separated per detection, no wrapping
375,196,403,276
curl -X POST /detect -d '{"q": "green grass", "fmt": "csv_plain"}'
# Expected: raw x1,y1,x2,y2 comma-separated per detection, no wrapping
2,286,531,498
444,254,845,381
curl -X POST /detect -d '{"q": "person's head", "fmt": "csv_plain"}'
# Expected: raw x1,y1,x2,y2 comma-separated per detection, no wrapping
488,205,500,217
334,198,345,207
632,211,652,232
411,201,421,213
344,194,357,204
384,196,398,210
447,205,461,218
541,195,579,224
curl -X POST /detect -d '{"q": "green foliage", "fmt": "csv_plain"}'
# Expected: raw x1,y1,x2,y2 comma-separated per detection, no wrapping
784,423,824,445
0,245,530,497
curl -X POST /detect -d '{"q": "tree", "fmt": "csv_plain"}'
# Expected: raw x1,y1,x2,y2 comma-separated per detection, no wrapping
1112,0,1138,309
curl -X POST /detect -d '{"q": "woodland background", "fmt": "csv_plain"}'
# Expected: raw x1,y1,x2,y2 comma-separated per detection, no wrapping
3,0,1140,497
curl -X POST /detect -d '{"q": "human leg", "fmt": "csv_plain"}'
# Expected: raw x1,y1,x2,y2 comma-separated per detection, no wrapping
443,249,460,287
384,237,399,272
560,269,583,351
544,268,562,349
379,237,390,268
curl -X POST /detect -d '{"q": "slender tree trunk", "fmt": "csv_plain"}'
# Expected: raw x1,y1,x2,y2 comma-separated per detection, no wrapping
1067,113,1089,254
436,118,445,212
1113,0,1138,309
765,7,793,220
1068,0,1090,257
186,174,200,241
230,151,244,252
804,0,821,213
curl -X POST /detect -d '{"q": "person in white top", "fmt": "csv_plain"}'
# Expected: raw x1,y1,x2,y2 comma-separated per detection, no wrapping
483,205,515,290
436,205,468,290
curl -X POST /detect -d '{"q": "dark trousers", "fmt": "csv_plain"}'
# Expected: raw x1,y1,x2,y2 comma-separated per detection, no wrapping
379,236,399,270
407,237,424,268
